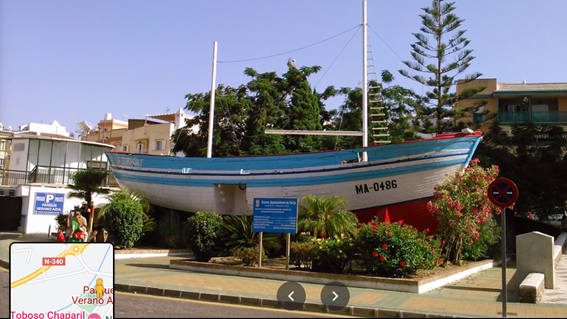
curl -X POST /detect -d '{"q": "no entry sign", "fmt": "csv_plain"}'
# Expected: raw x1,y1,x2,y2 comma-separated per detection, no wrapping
487,178,519,208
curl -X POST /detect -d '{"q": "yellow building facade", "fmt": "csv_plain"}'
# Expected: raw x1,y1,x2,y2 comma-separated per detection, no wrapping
81,109,193,156
456,78,567,134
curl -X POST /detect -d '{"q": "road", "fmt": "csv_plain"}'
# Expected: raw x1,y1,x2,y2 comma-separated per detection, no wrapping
1,270,354,319
114,292,354,318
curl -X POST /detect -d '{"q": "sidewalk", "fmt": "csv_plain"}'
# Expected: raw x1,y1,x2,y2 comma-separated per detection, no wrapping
3,234,567,318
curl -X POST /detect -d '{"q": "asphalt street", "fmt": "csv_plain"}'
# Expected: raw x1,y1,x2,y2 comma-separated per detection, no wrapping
1,268,354,319
115,292,355,318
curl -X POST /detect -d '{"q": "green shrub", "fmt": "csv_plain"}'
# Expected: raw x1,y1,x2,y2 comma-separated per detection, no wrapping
232,245,266,266
358,218,441,278
290,240,317,269
185,212,223,262
103,199,145,249
461,216,501,260
220,214,281,256
313,234,356,273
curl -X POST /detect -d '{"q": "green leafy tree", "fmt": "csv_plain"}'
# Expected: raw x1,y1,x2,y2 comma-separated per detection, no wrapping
475,121,567,221
298,195,358,239
377,71,421,142
278,63,324,152
103,199,145,249
241,67,288,155
172,63,332,157
323,87,364,151
399,0,484,134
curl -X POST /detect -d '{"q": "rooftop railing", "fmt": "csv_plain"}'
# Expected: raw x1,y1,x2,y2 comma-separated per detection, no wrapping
0,166,119,188
498,111,567,124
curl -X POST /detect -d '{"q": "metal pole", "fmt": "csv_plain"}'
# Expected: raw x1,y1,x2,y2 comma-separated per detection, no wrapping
207,41,218,159
258,232,263,268
286,233,291,270
501,207,507,317
361,1,368,162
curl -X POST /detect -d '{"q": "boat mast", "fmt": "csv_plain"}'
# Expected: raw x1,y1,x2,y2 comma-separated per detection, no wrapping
207,41,218,158
361,0,368,162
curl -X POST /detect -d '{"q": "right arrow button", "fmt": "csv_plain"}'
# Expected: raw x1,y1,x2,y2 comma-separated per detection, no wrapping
321,282,350,311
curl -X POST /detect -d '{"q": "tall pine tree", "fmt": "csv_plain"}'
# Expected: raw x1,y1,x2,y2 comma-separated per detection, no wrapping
399,0,483,134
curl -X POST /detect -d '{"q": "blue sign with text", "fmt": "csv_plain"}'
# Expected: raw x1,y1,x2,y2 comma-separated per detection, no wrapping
252,198,298,233
34,193,65,215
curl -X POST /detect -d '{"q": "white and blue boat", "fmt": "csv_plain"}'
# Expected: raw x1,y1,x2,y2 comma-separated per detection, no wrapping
106,131,481,234
106,1,482,234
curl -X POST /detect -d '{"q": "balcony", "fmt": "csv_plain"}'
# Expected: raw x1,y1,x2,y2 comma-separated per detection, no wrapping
498,111,567,124
0,166,119,188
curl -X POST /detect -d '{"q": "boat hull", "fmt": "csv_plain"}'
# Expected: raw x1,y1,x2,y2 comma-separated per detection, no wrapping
106,132,482,233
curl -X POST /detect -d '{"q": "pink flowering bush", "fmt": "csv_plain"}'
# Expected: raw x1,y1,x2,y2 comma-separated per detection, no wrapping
358,218,441,278
427,158,501,265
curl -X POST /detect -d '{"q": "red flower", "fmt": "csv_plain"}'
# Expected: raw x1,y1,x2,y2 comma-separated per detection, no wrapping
388,232,392,237
360,240,365,245
432,248,436,252
418,238,422,242
372,251,379,258
380,256,385,262
398,220,404,225
400,260,406,267
382,244,387,249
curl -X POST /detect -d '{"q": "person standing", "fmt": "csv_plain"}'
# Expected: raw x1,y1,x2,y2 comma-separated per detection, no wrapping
75,210,88,230
56,227,65,243
69,214,82,243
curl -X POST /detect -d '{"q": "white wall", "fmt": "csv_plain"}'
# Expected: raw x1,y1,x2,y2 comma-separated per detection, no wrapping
17,185,112,235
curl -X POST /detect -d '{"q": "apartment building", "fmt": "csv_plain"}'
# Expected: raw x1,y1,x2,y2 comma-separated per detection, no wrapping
81,108,194,155
456,78,567,134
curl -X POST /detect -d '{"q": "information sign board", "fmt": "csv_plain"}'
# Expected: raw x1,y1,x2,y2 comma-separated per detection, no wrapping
252,198,298,233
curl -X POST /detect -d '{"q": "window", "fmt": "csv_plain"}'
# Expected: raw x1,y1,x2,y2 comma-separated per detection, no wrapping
123,145,129,152
154,140,164,151
0,158,4,169
0,140,6,151
136,143,144,153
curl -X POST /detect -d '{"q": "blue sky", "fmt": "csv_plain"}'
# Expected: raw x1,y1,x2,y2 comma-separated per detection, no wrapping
1,0,566,135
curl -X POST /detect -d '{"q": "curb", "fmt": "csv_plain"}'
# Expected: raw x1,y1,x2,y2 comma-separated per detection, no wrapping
113,284,467,318
170,258,498,294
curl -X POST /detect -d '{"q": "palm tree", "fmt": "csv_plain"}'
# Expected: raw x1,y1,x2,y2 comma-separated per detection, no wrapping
221,214,280,254
298,195,358,239
67,169,110,209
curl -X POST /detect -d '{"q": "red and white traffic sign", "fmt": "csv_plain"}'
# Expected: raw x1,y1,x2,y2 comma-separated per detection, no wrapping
487,178,519,208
